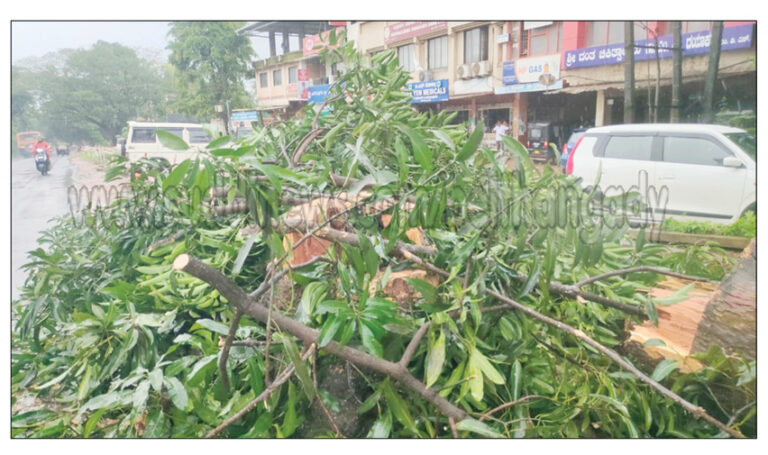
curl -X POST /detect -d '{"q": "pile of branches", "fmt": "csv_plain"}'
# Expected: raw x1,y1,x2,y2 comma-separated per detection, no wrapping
12,40,755,438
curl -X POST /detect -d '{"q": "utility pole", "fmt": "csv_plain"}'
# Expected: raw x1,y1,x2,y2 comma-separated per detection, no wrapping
624,22,635,123
703,21,724,123
670,21,683,123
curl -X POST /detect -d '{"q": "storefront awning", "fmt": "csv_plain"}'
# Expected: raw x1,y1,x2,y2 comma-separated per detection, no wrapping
546,80,625,95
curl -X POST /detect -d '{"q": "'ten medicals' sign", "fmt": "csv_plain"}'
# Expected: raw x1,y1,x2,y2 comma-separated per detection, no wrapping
407,79,449,103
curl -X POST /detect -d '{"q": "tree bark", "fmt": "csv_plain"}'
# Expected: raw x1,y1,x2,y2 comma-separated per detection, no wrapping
670,22,683,123
702,22,724,123
624,22,635,123
691,239,756,360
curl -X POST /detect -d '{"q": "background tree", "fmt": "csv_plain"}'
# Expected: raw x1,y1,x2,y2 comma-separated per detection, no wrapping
167,22,254,122
14,41,166,145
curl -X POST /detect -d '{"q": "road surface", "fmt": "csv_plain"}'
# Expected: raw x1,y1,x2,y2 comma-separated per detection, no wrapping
11,155,74,300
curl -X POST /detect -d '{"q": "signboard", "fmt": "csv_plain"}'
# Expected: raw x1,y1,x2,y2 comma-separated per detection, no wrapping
563,23,753,69
502,55,561,85
231,110,260,122
384,21,448,45
495,79,564,95
297,69,309,82
303,27,345,57
407,79,449,103
297,81,310,100
308,84,332,104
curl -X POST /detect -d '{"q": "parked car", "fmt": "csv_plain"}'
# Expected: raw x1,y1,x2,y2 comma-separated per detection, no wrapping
123,121,211,164
565,123,756,224
560,127,588,170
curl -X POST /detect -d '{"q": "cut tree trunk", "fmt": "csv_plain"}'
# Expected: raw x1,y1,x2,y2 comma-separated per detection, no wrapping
626,239,756,370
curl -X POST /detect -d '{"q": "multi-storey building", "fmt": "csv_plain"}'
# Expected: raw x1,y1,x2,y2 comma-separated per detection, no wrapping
240,20,755,146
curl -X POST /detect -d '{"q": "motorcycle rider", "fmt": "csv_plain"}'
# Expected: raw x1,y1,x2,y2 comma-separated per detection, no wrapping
33,136,52,170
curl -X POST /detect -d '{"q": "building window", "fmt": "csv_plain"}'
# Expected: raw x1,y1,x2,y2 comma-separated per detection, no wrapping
587,21,647,46
464,26,489,63
684,21,711,33
288,66,298,83
259,72,268,88
397,44,415,71
526,23,561,56
428,36,448,69
273,69,282,86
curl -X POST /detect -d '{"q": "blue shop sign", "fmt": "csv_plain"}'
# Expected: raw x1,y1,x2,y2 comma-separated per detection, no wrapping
407,79,450,103
308,84,332,104
564,24,753,69
231,110,260,122
502,62,518,85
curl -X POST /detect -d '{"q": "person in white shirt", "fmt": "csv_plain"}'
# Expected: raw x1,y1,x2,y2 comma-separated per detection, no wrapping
493,121,509,151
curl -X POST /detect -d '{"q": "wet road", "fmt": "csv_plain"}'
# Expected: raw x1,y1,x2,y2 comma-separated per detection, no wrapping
11,155,75,300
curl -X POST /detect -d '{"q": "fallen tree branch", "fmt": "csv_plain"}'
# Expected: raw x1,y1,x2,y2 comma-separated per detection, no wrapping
291,127,327,166
573,266,713,289
393,251,744,438
173,254,471,423
204,343,316,438
478,395,548,422
218,309,243,393
399,322,431,369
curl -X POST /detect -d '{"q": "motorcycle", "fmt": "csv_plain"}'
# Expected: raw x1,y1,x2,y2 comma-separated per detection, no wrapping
34,148,50,175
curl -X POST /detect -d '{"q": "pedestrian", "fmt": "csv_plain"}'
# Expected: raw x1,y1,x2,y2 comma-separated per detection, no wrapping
492,121,505,151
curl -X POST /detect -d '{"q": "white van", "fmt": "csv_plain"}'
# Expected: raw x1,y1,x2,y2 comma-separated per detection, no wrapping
565,124,756,224
120,121,212,164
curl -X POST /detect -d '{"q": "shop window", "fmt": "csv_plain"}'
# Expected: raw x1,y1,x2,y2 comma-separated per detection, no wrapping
684,21,711,33
587,21,647,46
428,36,448,69
288,66,298,83
259,72,268,88
273,69,282,86
397,44,415,71
464,26,489,63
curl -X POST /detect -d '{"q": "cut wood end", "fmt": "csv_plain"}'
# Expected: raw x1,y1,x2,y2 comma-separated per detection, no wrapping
173,254,191,270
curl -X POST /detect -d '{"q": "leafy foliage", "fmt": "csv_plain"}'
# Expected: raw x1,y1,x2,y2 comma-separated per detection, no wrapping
167,22,254,119
12,41,755,439
661,211,756,239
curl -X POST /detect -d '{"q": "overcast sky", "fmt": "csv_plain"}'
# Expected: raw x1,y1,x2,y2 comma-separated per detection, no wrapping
12,21,174,62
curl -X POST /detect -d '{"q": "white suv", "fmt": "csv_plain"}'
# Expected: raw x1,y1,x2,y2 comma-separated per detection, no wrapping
565,124,756,224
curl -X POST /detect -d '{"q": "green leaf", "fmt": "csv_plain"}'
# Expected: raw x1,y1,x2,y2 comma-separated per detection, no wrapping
517,261,540,298
279,334,315,401
653,283,695,306
317,314,342,348
425,329,446,388
11,409,57,428
162,159,192,193
405,278,437,304
457,125,484,161
194,319,230,336
77,364,92,401
206,135,232,149
133,380,151,410
397,125,432,173
380,380,418,435
651,359,679,382
643,338,667,348
81,391,122,412
232,233,259,275
474,349,505,385
83,408,107,437
456,419,502,438
589,393,630,418
148,368,163,392
510,360,522,401
156,128,189,150
210,147,247,158
359,320,384,358
166,377,188,410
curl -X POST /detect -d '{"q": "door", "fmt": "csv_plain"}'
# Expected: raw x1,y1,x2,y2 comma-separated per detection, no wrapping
595,134,657,223
653,135,747,222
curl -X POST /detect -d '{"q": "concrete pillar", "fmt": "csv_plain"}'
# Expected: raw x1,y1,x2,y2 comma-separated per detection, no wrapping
595,89,606,126
269,31,277,57
513,93,528,142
